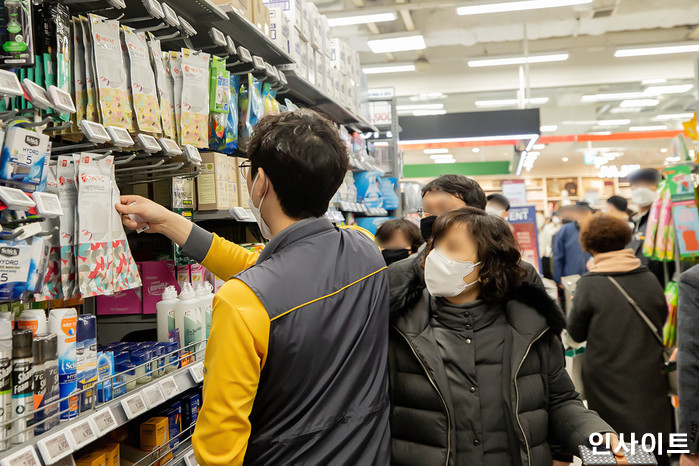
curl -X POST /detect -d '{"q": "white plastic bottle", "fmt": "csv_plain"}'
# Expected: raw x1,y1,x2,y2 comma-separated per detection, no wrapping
16,309,47,336
184,299,204,356
195,282,215,339
175,284,197,350
156,286,179,342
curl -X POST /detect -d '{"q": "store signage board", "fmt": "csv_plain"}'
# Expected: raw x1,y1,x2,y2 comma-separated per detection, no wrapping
501,180,527,206
0,446,42,466
369,101,392,126
37,430,74,465
368,88,394,99
89,408,118,436
508,205,541,274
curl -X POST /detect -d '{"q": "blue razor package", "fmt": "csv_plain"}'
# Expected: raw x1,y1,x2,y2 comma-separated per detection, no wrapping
0,127,50,188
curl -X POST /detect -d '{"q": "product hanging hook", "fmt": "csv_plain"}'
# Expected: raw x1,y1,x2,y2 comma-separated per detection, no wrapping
113,153,138,165
44,121,74,133
12,116,53,128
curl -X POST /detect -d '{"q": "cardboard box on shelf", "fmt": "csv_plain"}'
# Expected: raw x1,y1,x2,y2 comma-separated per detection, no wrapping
300,0,310,41
218,0,253,21
237,157,251,207
252,0,271,36
329,38,345,74
264,0,303,36
307,42,316,85
321,16,330,57
95,288,143,315
76,452,106,466
140,417,170,452
139,261,180,315
269,7,290,54
225,156,239,208
341,41,353,76
315,50,325,91
95,443,120,466
279,27,306,79
307,2,321,50
197,152,231,211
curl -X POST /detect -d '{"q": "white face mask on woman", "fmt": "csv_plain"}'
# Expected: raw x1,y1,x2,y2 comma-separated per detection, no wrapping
631,187,657,208
424,248,481,298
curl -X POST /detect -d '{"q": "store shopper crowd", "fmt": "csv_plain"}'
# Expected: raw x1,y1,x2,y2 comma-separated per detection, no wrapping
117,109,697,466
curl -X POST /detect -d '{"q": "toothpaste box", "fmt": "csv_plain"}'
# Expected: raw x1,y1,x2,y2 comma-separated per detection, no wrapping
140,261,180,315
0,127,49,188
182,393,201,437
163,402,182,452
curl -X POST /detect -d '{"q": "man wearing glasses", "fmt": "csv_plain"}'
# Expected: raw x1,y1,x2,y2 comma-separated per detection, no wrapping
116,110,390,465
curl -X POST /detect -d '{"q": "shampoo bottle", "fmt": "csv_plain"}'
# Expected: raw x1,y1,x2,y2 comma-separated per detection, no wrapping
156,286,178,342
0,319,11,451
175,284,197,350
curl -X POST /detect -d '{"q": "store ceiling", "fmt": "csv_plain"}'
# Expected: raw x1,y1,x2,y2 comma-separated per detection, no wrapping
316,0,699,176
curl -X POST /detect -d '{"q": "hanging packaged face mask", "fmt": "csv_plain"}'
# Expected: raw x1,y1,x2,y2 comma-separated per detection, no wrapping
80,16,99,122
110,167,141,293
72,17,87,124
57,156,78,299
90,14,134,130
169,51,183,145
147,33,176,139
122,26,161,134
77,154,114,297
631,187,657,208
424,248,481,298
180,49,210,148
248,174,273,240
35,165,63,301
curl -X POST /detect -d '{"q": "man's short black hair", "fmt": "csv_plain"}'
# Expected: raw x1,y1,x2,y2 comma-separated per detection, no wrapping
628,168,661,186
606,195,628,213
246,109,349,219
487,193,511,211
421,174,487,210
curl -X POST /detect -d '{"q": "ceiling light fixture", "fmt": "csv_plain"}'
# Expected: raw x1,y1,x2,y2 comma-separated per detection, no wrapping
562,157,569,162
327,11,397,27
540,125,558,132
581,92,645,102
424,148,449,154
588,131,612,135
597,119,631,126
642,78,667,85
615,43,699,58
468,53,569,67
629,125,668,131
532,144,546,150
661,148,668,153
362,63,416,74
409,92,446,102
474,97,549,108
413,109,447,116
610,107,642,114
396,103,444,111
643,84,693,96
457,0,592,16
430,154,454,160
400,133,540,146
652,113,695,121
619,99,659,108
472,148,481,153
434,159,456,164
368,34,426,53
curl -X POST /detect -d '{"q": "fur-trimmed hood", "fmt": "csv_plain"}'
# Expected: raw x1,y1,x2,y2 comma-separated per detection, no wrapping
389,259,566,335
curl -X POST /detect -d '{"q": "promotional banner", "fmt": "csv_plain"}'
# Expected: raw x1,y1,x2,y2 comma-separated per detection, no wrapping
501,180,527,205
508,205,541,273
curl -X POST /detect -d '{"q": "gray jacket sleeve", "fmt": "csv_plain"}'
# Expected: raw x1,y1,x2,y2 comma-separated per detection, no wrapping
679,266,699,453
546,333,614,454
568,277,594,343
180,223,214,263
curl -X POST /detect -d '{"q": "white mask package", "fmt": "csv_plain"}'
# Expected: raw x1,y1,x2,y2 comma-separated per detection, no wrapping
147,33,176,139
122,25,161,134
180,49,210,148
57,155,79,299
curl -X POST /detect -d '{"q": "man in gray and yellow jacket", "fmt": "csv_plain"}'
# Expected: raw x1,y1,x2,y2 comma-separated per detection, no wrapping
117,110,390,465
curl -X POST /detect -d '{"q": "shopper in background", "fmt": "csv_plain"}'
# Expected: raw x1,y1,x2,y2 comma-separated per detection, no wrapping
628,168,667,285
553,202,593,285
605,195,631,222
678,265,699,466
375,219,424,265
568,213,672,466
485,193,510,219
540,213,562,280
116,110,390,465
389,174,543,302
390,207,614,466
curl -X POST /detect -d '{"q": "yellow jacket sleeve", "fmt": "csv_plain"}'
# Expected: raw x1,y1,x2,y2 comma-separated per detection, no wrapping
200,233,259,281
192,279,270,466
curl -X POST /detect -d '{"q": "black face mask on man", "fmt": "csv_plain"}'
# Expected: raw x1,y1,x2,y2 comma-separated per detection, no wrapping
420,215,437,242
381,248,411,266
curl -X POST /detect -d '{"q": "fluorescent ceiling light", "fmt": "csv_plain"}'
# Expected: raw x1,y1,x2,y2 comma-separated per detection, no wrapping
643,84,693,96
434,159,456,164
327,12,397,27
413,109,447,116
611,107,642,114
620,99,659,108
368,34,426,54
472,148,480,153
468,53,568,67
430,154,454,160
532,144,546,150
400,133,540,145
410,92,445,102
396,103,444,111
475,97,549,108
597,119,631,126
562,157,569,162
629,125,668,131
540,125,558,132
528,151,541,157
588,131,612,135
362,64,415,75
642,78,667,85
653,113,694,121
424,148,449,154
457,0,592,16
581,92,645,102
616,43,699,58
562,120,598,125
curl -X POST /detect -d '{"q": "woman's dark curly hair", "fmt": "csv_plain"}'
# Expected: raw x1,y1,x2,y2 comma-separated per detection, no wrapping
579,212,632,254
425,207,524,302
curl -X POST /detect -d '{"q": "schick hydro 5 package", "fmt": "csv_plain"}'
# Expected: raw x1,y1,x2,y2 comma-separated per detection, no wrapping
0,127,49,188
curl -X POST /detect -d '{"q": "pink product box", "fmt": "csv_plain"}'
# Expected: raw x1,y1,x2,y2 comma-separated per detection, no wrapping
205,268,226,293
96,288,143,315
140,261,181,315
190,264,206,286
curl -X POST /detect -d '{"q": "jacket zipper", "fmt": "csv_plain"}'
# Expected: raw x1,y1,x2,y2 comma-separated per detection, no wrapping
513,328,548,466
395,327,452,466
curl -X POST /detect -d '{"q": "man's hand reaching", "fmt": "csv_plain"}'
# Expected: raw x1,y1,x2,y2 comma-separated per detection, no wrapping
115,195,194,246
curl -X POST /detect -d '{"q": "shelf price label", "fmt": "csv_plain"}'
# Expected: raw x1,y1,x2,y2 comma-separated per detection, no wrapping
143,383,165,408
67,419,96,450
189,362,205,383
158,376,179,399
184,449,199,466
37,429,74,464
0,446,42,466
89,408,118,436
121,392,147,420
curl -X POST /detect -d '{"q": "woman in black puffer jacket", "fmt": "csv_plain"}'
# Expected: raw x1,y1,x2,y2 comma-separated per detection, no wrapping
389,207,613,466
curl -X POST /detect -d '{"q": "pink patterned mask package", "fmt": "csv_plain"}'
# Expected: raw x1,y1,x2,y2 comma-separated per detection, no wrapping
57,155,78,299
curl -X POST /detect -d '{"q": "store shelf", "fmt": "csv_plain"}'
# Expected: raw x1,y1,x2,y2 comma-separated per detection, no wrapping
193,210,256,222
1,362,204,464
282,71,377,133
